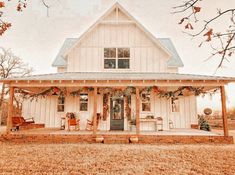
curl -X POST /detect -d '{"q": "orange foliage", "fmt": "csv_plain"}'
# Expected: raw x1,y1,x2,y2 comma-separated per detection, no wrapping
194,6,201,13
203,29,213,41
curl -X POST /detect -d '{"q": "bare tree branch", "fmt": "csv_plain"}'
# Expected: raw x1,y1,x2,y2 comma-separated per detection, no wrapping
173,0,235,70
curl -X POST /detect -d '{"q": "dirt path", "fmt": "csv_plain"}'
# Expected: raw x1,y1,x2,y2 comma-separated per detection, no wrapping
0,143,234,175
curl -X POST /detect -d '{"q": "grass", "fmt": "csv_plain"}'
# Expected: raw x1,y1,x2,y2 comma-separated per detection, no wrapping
0,143,235,175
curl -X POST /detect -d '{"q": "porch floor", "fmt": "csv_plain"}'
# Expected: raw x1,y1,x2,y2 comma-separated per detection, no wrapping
9,128,220,136
1,127,233,144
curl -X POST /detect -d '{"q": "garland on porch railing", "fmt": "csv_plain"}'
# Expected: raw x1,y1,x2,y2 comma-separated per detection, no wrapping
98,86,136,97
140,86,219,99
99,87,135,121
70,87,94,97
16,87,67,101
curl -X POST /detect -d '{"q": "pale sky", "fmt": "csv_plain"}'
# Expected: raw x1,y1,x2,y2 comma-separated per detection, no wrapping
1,0,235,112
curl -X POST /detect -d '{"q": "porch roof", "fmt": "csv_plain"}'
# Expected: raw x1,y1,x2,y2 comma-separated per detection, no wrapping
1,72,235,82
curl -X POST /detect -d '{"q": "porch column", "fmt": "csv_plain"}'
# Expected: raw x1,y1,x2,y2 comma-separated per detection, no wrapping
93,87,97,135
136,87,140,135
220,86,229,136
6,86,14,133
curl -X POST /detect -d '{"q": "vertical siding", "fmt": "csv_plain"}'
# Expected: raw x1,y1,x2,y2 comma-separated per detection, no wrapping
68,22,177,73
169,95,197,128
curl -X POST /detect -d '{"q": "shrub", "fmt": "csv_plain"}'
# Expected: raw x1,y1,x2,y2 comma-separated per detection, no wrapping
198,115,211,131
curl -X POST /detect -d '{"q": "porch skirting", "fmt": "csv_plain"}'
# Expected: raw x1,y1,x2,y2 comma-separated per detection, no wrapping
1,132,233,144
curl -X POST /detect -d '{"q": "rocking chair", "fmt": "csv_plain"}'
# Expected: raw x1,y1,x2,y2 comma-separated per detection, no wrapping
66,112,80,131
86,113,101,131
68,118,80,131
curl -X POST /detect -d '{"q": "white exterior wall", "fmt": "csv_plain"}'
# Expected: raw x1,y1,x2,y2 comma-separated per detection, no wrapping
22,93,197,130
66,8,177,73
22,6,198,131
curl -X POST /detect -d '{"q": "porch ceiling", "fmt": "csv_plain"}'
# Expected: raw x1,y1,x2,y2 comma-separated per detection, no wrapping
1,72,235,81
1,72,235,87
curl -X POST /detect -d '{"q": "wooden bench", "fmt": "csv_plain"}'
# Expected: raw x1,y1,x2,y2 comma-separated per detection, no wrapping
12,116,45,131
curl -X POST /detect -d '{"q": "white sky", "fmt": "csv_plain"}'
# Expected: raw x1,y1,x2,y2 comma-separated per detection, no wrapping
0,0,235,113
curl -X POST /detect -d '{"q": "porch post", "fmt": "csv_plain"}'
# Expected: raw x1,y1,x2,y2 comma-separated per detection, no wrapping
220,86,229,136
6,86,14,133
93,87,97,135
136,87,140,135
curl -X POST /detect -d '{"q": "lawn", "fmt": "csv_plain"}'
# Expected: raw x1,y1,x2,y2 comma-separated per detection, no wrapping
0,143,234,175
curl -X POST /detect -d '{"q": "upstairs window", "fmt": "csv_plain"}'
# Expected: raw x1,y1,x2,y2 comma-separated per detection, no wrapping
80,93,88,111
57,96,65,112
104,48,130,69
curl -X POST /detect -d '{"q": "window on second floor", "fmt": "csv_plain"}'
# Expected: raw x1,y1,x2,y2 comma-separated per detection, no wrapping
104,48,130,69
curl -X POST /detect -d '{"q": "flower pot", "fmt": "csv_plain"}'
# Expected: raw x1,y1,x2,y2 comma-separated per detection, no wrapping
95,136,104,143
130,136,138,143
131,125,136,131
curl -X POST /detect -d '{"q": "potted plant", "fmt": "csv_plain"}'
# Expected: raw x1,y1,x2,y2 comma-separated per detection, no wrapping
130,119,136,131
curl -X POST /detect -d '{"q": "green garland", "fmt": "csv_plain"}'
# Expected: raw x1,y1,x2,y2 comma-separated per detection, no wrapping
17,87,66,101
98,86,136,98
70,87,94,97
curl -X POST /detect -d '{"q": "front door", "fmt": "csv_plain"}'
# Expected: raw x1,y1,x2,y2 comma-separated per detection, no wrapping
110,98,124,130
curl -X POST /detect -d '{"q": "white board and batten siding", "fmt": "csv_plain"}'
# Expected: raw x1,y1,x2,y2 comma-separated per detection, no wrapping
66,8,178,73
22,93,197,130
22,4,198,131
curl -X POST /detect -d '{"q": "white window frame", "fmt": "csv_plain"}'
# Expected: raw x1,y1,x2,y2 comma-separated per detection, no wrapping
171,97,180,113
79,93,89,112
57,96,65,113
103,47,130,70
141,92,151,112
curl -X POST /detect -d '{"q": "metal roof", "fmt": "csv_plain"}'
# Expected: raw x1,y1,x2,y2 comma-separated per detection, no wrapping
158,38,184,67
2,72,235,81
52,38,184,68
52,38,77,67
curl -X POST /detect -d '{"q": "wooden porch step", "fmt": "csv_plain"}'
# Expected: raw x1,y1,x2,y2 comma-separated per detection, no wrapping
103,136,130,144
19,124,45,130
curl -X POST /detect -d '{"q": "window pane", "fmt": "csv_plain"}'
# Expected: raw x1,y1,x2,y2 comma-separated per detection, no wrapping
118,48,124,58
110,48,116,58
141,93,150,102
118,59,130,69
123,48,130,58
104,48,109,58
80,94,88,102
142,103,151,111
104,48,116,58
171,98,180,112
80,103,88,111
58,96,65,105
118,48,130,58
57,105,64,112
104,59,116,69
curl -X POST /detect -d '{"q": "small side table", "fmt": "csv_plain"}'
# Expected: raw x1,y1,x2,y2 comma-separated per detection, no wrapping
60,117,66,130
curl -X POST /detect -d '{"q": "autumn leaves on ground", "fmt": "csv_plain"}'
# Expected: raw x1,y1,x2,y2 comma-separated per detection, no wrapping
0,143,234,175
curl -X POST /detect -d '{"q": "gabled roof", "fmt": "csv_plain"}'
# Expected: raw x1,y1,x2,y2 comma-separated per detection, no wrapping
158,38,184,67
52,38,77,67
52,2,185,68
62,2,172,58
52,38,184,68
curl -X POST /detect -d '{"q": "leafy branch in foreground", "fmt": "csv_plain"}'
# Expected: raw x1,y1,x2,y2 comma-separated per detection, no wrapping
0,0,51,36
173,0,235,70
